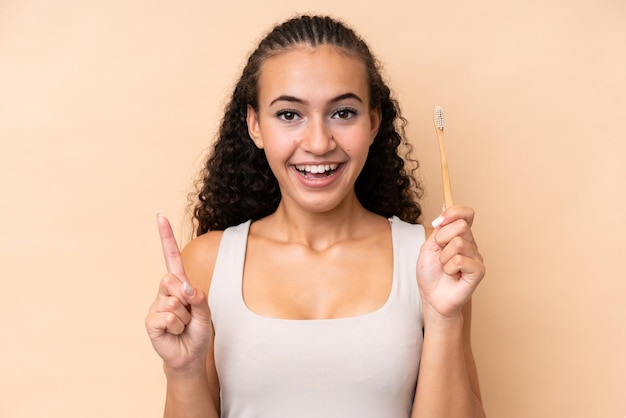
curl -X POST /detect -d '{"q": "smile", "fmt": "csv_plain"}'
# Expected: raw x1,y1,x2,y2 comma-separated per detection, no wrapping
294,163,339,177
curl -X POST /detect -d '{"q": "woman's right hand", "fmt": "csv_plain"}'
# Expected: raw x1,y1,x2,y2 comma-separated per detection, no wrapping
145,214,213,374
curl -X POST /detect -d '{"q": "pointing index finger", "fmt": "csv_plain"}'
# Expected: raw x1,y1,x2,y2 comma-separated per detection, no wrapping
156,212,188,283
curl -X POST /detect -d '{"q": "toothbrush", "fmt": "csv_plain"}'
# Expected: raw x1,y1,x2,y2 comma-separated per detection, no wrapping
433,106,454,209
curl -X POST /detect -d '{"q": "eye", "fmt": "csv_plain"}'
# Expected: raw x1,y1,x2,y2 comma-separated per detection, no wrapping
332,107,357,120
276,110,301,121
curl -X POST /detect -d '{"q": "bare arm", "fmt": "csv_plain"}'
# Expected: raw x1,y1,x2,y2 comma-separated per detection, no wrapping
162,320,220,418
145,215,222,418
462,299,483,404
412,300,485,417
411,207,486,417
164,366,217,418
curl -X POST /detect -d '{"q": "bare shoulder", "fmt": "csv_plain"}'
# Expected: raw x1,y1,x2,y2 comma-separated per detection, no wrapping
180,230,224,295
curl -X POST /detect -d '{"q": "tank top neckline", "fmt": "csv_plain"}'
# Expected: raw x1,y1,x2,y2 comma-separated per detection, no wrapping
235,216,402,324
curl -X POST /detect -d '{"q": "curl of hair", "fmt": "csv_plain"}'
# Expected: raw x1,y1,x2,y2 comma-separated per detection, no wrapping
192,15,423,235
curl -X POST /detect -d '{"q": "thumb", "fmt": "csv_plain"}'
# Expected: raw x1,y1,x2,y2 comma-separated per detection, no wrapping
420,224,443,259
181,282,212,324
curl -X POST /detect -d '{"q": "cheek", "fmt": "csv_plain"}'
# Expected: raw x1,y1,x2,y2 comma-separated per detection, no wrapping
261,122,296,144
261,132,296,166
347,127,374,154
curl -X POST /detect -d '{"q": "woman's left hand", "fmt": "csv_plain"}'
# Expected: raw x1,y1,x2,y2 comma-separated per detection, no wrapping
417,206,486,321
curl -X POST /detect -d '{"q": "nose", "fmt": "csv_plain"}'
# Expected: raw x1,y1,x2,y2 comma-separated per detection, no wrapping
301,117,336,155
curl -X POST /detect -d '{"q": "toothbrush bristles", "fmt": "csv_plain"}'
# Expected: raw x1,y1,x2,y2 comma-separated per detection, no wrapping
435,106,444,130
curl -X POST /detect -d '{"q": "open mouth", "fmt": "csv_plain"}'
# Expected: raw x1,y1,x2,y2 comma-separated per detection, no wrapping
294,163,340,178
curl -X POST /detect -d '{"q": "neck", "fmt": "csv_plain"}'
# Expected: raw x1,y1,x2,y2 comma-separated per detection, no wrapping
259,196,382,252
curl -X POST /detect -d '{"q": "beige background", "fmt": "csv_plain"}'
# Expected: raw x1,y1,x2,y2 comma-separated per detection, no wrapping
1,0,624,417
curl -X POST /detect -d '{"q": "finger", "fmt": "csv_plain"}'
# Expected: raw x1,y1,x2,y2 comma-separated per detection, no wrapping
434,221,475,250
182,285,212,326
160,278,212,324
442,254,486,286
157,295,192,326
449,205,475,227
431,205,475,229
434,218,477,249
158,272,186,299
145,310,185,338
160,311,186,335
439,236,483,266
156,212,188,282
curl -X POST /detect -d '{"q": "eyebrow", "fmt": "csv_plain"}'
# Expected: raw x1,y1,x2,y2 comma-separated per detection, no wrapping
269,92,364,107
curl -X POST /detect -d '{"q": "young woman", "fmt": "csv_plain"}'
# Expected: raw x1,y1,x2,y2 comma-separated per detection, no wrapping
146,15,486,418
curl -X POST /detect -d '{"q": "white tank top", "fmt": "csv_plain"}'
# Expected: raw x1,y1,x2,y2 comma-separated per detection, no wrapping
209,216,425,418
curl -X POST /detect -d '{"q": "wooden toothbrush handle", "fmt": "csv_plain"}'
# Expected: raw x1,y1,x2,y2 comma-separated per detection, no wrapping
436,130,454,209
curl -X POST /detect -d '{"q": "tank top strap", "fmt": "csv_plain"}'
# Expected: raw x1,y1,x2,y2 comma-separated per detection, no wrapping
389,216,425,321
208,220,251,325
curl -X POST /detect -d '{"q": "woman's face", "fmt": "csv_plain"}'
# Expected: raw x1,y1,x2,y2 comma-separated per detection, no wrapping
247,45,381,215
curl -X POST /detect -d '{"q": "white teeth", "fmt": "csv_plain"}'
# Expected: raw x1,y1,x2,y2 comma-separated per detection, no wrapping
295,163,339,173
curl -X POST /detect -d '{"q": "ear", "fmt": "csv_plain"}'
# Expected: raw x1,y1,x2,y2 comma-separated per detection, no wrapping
246,105,264,149
369,105,382,144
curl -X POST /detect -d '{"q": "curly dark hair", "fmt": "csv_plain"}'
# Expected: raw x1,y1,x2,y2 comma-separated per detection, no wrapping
191,15,423,235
